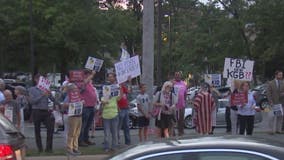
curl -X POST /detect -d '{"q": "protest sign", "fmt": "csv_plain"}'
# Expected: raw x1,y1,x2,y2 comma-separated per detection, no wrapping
85,56,104,72
68,101,83,116
272,104,283,116
230,92,248,106
4,108,13,122
115,55,141,84
204,74,221,87
102,84,119,100
67,89,83,116
69,70,84,82
37,76,51,92
223,58,254,81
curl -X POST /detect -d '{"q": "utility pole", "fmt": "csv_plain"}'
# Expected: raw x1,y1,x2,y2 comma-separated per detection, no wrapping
142,0,154,99
29,0,35,77
156,0,162,85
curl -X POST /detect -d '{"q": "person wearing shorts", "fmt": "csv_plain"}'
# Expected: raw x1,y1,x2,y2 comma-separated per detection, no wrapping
137,84,151,142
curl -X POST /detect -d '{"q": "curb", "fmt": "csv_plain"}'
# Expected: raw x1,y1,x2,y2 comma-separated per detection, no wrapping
26,154,109,160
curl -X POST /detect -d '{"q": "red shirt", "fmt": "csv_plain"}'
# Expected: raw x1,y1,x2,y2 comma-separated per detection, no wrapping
117,85,129,109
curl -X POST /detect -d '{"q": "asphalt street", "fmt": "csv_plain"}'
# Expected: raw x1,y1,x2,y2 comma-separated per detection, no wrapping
24,114,284,160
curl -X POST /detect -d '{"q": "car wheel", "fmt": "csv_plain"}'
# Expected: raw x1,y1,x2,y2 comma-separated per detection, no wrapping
260,99,269,109
184,115,192,129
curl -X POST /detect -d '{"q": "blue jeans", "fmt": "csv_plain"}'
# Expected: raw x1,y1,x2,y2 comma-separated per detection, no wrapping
103,116,118,150
79,107,94,142
118,109,131,145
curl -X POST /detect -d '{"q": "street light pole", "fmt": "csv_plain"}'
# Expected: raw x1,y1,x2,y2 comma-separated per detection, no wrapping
29,0,35,77
157,0,162,85
164,14,172,71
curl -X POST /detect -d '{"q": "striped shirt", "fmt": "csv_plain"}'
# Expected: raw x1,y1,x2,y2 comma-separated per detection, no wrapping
193,91,215,134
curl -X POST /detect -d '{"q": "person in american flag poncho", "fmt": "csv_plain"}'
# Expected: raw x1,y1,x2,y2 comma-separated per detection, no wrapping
193,83,216,134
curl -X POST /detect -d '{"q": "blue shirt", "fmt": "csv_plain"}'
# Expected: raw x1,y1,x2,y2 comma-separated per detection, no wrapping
0,92,5,103
238,92,256,116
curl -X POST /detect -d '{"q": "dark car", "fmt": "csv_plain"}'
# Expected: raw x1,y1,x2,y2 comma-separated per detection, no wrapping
0,114,25,159
251,84,269,109
109,136,284,160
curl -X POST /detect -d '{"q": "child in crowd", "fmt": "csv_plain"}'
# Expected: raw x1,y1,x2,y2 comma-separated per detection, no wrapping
136,83,151,142
63,83,83,155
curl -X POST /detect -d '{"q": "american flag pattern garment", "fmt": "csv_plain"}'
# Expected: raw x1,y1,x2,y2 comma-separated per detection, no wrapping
193,91,215,134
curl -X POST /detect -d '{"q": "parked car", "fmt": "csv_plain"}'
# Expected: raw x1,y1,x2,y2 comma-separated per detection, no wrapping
251,84,269,109
0,114,26,159
109,136,284,160
187,87,200,101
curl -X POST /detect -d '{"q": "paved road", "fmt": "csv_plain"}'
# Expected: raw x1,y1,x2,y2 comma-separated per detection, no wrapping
24,116,284,160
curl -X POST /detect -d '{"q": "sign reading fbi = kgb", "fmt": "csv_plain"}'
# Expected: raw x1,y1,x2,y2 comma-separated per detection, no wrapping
223,57,254,81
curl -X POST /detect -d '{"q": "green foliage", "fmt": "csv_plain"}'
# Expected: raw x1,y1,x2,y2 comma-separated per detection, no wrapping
0,0,141,76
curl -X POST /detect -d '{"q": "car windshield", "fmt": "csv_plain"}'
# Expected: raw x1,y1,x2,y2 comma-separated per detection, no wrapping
0,114,19,133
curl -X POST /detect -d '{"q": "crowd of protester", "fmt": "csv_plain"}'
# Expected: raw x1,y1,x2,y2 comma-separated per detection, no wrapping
0,69,283,155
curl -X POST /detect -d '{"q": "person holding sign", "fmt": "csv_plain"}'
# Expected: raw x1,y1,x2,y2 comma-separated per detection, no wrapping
101,73,119,152
117,76,132,145
78,69,98,147
267,70,284,134
237,81,260,135
28,74,55,153
0,90,21,128
62,83,83,155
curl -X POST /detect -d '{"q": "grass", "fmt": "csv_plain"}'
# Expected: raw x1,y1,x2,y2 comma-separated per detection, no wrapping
26,145,107,157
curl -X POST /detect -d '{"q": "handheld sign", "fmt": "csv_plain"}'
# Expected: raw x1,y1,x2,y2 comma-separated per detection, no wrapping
230,92,248,106
68,89,83,116
85,56,104,72
102,84,119,100
272,104,283,116
204,74,221,87
223,58,254,81
4,107,13,122
68,101,83,116
37,76,51,92
115,55,141,84
69,70,84,82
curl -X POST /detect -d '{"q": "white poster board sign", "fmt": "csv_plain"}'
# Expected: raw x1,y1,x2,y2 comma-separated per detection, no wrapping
85,56,104,72
223,58,254,81
37,76,51,92
4,108,13,122
115,55,141,84
102,85,120,100
68,101,83,116
272,104,283,116
204,74,221,87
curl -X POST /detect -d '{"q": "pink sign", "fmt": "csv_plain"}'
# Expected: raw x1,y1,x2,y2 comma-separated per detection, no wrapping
230,92,248,106
69,70,84,82
37,76,51,92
